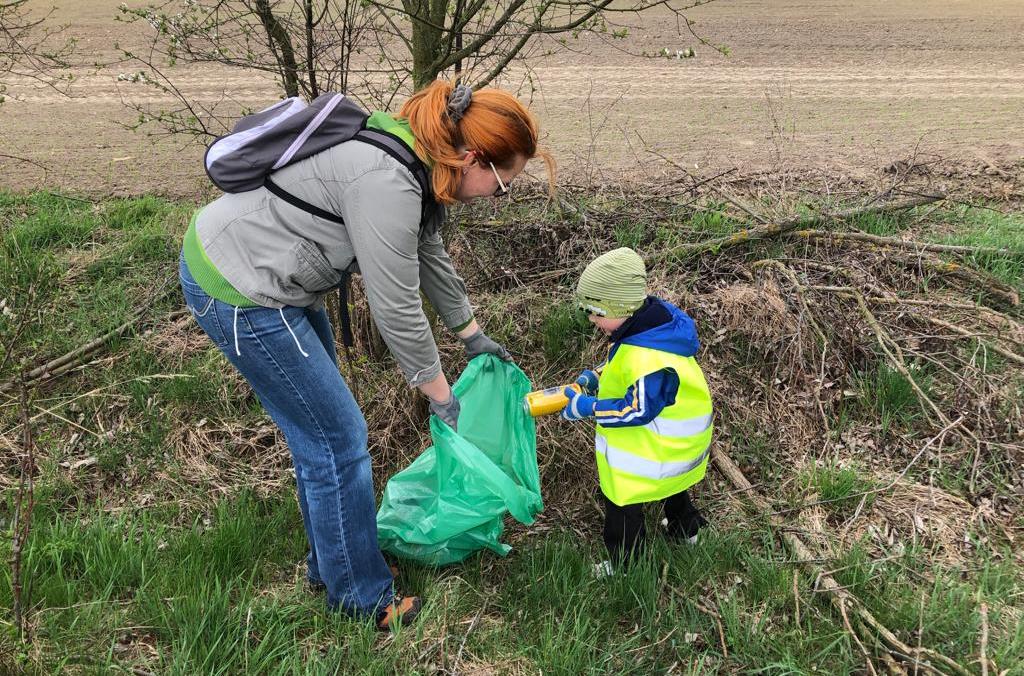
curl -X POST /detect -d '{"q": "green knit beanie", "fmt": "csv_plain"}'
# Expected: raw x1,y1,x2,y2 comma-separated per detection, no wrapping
576,247,647,318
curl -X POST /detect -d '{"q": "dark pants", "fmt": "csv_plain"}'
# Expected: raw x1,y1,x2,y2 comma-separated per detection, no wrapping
603,490,705,564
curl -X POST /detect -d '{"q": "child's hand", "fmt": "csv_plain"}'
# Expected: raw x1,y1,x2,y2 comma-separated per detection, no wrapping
560,387,596,421
575,369,599,395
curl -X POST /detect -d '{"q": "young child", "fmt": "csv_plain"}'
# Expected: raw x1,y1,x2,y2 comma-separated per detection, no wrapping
560,247,713,574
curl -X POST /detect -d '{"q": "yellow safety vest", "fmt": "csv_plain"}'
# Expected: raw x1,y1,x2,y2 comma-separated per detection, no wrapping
595,343,713,506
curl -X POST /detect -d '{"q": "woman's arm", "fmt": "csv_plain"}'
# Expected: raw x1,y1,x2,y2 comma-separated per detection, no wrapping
417,371,452,403
417,226,476,333
339,167,450,392
455,320,479,339
418,218,510,359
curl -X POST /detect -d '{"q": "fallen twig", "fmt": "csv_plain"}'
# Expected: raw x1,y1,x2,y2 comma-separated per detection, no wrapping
0,298,185,394
669,165,738,194
914,259,1020,307
11,379,36,643
839,596,879,676
800,285,1023,334
450,601,488,675
690,595,728,658
653,194,945,263
713,445,970,675
913,314,1024,367
792,569,801,629
979,601,989,676
786,229,1017,256
852,291,953,428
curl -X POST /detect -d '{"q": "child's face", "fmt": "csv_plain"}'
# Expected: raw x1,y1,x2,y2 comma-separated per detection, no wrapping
588,314,626,336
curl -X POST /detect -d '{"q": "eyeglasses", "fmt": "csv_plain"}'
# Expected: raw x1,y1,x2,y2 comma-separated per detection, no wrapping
488,161,510,197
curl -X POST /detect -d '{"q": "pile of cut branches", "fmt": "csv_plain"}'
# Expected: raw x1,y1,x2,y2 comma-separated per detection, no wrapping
439,175,1022,673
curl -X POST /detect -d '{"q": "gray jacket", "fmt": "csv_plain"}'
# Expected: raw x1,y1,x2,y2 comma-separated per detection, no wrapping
194,139,473,386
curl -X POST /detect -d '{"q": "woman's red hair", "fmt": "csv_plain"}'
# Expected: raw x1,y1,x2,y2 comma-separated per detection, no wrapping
399,80,555,204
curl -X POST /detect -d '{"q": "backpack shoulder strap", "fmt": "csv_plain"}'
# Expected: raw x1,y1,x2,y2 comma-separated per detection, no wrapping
263,126,436,230
263,176,346,225
353,127,439,233
353,127,432,196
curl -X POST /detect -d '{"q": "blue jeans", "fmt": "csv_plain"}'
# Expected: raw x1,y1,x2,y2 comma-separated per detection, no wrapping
178,253,393,618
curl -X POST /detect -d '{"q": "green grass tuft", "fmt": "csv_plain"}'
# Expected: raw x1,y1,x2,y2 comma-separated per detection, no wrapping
853,361,930,432
540,300,592,365
613,219,648,249
933,206,1024,290
802,461,875,515
2,192,98,250
850,210,913,236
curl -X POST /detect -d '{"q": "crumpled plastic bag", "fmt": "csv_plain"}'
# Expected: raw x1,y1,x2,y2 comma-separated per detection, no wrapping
376,355,542,566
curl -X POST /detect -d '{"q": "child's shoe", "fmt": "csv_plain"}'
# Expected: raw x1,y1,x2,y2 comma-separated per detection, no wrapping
661,512,707,544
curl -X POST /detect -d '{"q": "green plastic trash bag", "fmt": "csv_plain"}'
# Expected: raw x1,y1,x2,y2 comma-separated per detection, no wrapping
376,354,543,566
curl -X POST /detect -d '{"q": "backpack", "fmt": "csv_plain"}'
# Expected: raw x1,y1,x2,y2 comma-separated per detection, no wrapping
204,91,439,232
204,92,441,352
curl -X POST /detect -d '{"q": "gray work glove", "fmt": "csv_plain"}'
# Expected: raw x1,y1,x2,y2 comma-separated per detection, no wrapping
461,328,512,362
429,393,461,431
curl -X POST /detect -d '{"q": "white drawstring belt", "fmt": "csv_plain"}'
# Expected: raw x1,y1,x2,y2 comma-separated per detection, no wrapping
280,308,310,358
233,306,241,356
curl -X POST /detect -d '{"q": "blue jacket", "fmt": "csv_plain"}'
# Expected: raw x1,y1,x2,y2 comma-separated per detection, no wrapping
592,297,700,427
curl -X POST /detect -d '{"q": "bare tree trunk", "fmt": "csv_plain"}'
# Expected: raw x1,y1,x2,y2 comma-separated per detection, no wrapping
304,0,319,97
255,0,300,97
406,0,450,88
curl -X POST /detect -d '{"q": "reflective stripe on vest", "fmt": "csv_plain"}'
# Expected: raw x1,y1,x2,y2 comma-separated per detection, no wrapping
597,435,711,480
643,412,712,439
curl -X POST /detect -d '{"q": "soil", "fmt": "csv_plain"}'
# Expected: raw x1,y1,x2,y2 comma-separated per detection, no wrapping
1,0,1023,197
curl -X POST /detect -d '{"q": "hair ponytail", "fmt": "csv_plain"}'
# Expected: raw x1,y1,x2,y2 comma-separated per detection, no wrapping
400,80,555,204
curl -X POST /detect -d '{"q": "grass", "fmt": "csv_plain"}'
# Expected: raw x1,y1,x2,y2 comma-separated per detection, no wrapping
932,205,1024,290
687,202,743,237
830,544,1024,667
613,219,648,249
852,361,930,434
0,191,188,379
849,210,914,236
802,461,876,516
2,191,1022,673
540,301,593,365
0,497,861,673
5,495,1019,673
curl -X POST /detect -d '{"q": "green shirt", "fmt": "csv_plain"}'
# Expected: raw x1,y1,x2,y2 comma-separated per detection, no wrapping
182,210,256,306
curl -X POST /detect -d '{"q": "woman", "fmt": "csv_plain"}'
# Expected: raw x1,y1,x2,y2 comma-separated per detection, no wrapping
178,81,552,629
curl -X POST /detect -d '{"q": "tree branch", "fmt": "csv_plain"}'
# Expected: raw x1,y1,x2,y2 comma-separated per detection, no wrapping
785,229,1018,257
652,194,946,263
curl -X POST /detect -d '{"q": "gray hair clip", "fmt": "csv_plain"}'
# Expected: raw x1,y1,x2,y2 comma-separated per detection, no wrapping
447,84,472,123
